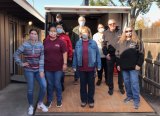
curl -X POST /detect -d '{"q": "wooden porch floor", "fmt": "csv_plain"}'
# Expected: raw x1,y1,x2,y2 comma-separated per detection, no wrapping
35,75,154,114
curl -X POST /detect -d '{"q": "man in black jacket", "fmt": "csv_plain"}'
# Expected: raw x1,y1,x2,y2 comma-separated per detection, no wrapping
103,19,125,95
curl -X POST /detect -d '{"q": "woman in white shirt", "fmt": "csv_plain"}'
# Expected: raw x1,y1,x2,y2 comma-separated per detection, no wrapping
93,24,108,86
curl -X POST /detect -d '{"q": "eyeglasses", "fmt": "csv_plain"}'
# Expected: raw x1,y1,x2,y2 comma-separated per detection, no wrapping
125,30,132,33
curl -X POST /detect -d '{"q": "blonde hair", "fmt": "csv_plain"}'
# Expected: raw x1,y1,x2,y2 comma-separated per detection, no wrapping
119,27,140,44
80,26,92,39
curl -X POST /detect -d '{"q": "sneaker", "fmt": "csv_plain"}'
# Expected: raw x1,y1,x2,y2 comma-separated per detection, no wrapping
134,103,140,109
119,88,125,94
81,102,87,107
37,103,48,112
45,101,52,108
73,79,78,85
124,97,133,103
89,103,94,108
28,105,34,115
96,79,101,86
56,101,62,108
108,89,113,95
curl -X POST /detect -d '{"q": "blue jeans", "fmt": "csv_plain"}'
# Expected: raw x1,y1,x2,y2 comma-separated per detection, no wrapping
24,71,47,105
79,71,95,103
74,70,80,80
45,71,63,103
122,70,140,104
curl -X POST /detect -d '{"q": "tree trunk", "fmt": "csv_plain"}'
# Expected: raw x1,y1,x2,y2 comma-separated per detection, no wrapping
130,17,136,29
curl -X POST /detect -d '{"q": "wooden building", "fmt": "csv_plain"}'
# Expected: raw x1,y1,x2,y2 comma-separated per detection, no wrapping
0,0,45,90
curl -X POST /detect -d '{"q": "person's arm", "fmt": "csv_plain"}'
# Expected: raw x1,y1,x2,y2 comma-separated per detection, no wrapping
13,44,25,67
39,44,44,77
61,40,68,71
95,42,101,70
71,29,76,49
67,36,73,60
63,52,68,71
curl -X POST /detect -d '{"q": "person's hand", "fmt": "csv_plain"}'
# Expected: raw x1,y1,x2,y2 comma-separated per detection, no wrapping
106,54,111,60
63,64,67,71
69,57,72,61
22,62,29,67
40,72,45,78
73,68,76,72
66,32,69,35
117,66,120,71
135,65,141,70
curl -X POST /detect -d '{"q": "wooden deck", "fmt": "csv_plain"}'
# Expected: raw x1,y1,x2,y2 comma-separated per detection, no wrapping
35,74,154,115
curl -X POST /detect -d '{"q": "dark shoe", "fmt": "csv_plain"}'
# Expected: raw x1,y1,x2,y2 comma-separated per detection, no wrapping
73,79,78,85
45,101,52,108
105,81,108,86
62,84,65,92
108,89,113,95
124,97,133,103
56,101,62,108
89,103,94,108
96,79,101,86
81,102,87,107
119,88,125,94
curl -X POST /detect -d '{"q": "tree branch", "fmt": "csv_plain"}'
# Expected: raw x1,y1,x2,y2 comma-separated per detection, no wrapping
109,0,117,6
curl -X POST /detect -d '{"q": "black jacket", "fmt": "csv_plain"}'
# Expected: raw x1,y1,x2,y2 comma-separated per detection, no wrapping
116,40,144,70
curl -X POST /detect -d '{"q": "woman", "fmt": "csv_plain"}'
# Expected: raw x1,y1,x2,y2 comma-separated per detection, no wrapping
14,29,48,115
56,24,73,91
44,25,67,108
72,26,101,108
116,27,144,109
93,24,107,86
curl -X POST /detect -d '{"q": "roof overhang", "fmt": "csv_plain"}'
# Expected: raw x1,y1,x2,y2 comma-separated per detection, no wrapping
13,0,45,23
0,0,44,29
45,6,131,14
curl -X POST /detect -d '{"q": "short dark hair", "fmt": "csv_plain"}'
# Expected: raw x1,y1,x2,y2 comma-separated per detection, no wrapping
29,29,38,34
48,24,56,31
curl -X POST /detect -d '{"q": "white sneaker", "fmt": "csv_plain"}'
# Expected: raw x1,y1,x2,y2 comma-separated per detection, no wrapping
28,105,34,115
37,103,48,112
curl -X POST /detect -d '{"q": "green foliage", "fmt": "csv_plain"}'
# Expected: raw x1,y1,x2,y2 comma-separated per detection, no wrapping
89,0,109,6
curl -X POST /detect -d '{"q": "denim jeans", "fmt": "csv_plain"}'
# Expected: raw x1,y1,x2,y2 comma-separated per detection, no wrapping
74,70,80,80
79,71,95,103
122,70,140,104
24,70,47,105
45,71,63,103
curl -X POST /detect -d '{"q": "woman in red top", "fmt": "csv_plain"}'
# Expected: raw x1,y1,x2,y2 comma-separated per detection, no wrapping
56,24,73,91
44,25,67,108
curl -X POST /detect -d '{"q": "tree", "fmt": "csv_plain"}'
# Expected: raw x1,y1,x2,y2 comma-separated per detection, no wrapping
89,0,160,28
90,0,109,6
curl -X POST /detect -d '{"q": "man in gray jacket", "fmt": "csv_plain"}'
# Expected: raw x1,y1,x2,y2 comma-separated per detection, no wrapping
103,19,124,95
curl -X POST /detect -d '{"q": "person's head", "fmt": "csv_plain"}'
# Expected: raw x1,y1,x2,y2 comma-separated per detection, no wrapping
56,24,64,34
97,24,105,33
78,16,86,27
119,27,139,43
48,25,57,38
29,29,38,41
108,19,116,31
80,26,92,40
56,13,62,22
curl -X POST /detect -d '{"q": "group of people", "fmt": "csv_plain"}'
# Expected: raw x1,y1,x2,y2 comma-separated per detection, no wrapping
14,13,144,115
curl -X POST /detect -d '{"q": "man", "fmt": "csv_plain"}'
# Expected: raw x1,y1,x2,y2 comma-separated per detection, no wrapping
54,13,69,35
71,16,92,85
103,19,125,95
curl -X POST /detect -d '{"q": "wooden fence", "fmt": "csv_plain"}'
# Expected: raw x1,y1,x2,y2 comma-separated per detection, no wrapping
138,27,160,96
